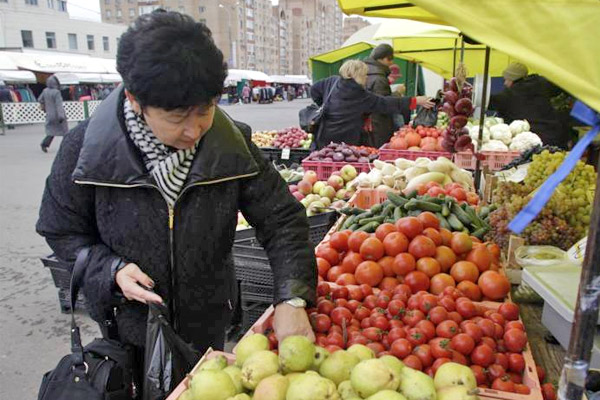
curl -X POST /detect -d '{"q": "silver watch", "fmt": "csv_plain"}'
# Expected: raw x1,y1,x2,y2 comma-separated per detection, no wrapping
284,297,307,308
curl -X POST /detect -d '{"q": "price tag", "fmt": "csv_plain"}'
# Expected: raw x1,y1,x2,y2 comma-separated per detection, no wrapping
281,148,291,160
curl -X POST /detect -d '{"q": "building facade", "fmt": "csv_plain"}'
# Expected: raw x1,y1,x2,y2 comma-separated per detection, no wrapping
0,0,126,58
342,16,370,43
100,0,342,75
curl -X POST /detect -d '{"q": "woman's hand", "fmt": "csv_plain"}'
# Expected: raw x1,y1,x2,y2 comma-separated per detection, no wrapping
416,96,436,109
115,263,163,304
273,303,316,343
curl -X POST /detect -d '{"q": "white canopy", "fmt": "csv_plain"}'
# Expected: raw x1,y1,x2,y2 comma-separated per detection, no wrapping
270,75,312,84
55,72,122,85
2,51,114,74
0,70,36,83
226,69,270,83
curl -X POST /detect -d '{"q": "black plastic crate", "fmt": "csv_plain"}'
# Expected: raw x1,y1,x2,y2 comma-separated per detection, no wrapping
241,282,273,303
41,255,73,290
260,148,311,167
241,300,270,332
233,211,336,285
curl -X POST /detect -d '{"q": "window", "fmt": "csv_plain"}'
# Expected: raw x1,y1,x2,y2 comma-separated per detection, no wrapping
87,35,95,50
25,0,38,5
103,36,109,51
139,5,159,14
129,8,135,17
104,0,110,3
21,30,34,48
57,0,66,11
116,9,122,18
198,6,205,12
68,33,77,50
46,32,56,49
178,6,185,12
106,10,111,18
47,0,53,8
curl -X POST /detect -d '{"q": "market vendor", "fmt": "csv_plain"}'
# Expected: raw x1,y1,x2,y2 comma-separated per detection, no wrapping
489,62,571,148
36,9,316,379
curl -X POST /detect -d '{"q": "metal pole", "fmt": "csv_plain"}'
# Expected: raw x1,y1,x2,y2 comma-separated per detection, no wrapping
560,159,600,400
474,46,490,191
452,38,458,75
414,63,419,97
460,36,466,63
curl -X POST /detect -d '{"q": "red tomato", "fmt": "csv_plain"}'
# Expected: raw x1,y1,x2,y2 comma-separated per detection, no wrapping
360,237,385,261
404,271,430,293
375,223,397,241
327,332,345,348
348,231,370,252
355,261,384,286
504,329,527,353
449,187,467,201
311,314,332,333
438,296,456,312
487,364,506,381
354,305,370,321
430,337,453,359
471,365,487,385
422,228,443,246
317,299,334,315
471,344,495,367
419,294,438,314
366,342,386,356
515,384,531,395
316,245,340,267
388,327,407,343
372,316,390,331
417,212,440,230
329,231,349,252
498,302,520,321
317,257,331,277
428,306,448,325
506,321,525,331
363,327,383,342
427,186,446,197
461,322,483,344
416,320,436,341
341,252,363,274
332,286,349,299
348,286,364,302
360,284,373,297
542,382,557,400
330,307,353,326
492,377,515,392
383,232,410,257
402,355,423,371
478,270,510,301
436,320,460,338
416,257,442,278
336,273,357,286
451,333,475,355
317,281,331,296
325,344,343,353
413,344,433,368
456,299,477,319
345,300,361,314
327,266,344,282
447,311,464,324
508,353,525,373
395,217,424,239
407,328,428,346
494,353,509,370
402,309,426,327
391,338,413,359
477,319,496,337
537,366,546,383
408,235,437,258
508,371,523,384
432,357,451,374
393,253,417,276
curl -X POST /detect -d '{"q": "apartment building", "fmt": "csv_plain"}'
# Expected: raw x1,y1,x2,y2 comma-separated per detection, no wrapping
342,16,370,43
0,0,126,58
100,0,342,75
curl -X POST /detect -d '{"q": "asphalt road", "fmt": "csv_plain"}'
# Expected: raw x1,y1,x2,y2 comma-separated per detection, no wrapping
0,98,309,399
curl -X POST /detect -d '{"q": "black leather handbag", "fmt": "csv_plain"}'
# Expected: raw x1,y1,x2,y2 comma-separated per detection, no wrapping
37,248,137,400
299,77,339,134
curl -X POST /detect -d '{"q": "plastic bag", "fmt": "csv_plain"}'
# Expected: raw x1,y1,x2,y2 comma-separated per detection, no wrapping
143,302,200,400
514,245,568,268
412,105,439,127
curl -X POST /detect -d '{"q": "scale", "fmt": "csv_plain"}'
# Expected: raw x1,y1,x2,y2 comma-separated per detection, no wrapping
522,264,600,368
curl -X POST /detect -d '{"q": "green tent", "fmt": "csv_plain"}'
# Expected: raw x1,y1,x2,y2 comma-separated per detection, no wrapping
309,42,424,95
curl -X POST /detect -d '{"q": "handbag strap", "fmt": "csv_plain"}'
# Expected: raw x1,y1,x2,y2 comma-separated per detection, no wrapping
321,77,339,112
69,247,90,371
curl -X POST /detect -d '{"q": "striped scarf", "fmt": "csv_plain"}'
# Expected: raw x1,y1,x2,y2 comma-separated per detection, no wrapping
124,99,198,207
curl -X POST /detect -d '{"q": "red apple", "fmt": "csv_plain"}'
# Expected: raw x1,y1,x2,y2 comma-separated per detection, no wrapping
304,170,318,185
297,180,313,196
327,175,345,191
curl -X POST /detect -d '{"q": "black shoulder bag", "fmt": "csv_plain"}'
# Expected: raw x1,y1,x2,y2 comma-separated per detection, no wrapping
37,248,137,400
299,78,339,134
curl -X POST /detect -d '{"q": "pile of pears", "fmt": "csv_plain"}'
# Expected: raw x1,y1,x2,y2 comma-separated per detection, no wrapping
178,333,480,400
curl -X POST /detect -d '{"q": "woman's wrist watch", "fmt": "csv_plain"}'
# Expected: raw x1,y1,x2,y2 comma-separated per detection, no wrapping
284,297,307,308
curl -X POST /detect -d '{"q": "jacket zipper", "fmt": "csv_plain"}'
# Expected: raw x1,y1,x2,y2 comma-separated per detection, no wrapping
75,171,258,325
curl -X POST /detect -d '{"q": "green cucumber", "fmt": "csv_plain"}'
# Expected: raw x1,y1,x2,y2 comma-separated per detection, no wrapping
341,215,357,230
340,206,366,216
405,189,419,199
404,199,419,211
451,203,473,226
428,196,447,205
387,192,409,207
381,204,396,218
447,214,464,231
478,206,490,220
359,215,385,225
412,200,443,213
355,211,373,221
471,227,489,239
408,210,422,217
436,213,452,230
441,204,451,217
357,221,380,233
349,223,360,231
393,206,404,221
370,204,384,214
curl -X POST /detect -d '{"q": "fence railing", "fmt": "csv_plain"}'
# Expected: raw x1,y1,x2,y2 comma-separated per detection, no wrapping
0,100,102,125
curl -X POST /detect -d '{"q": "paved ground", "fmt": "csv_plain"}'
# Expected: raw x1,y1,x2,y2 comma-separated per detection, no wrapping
0,99,309,399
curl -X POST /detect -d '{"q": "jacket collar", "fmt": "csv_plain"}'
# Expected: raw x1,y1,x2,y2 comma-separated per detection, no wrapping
73,87,259,187
365,57,390,77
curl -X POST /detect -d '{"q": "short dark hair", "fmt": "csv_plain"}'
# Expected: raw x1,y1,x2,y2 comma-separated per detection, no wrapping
371,44,394,61
117,10,227,110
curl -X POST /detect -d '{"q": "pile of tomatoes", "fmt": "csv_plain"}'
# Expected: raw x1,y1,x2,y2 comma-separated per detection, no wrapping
388,125,445,152
410,181,480,206
316,212,510,301
308,281,537,395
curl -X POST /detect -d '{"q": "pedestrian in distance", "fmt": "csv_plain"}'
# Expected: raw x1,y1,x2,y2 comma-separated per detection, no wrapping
37,9,317,388
38,75,68,152
310,59,434,149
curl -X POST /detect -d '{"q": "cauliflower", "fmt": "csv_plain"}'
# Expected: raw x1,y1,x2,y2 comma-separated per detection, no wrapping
484,116,504,128
481,140,509,151
509,131,543,151
469,125,491,143
489,123,512,145
509,120,531,136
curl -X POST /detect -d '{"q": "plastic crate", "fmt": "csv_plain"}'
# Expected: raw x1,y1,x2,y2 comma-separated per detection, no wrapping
166,349,236,400
260,147,311,167
240,282,273,303
378,144,452,161
454,151,521,171
233,211,337,285
301,159,372,180
241,301,271,332
348,188,392,209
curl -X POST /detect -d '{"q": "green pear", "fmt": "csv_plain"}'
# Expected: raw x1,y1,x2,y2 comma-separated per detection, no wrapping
311,346,330,371
436,386,479,400
226,394,252,400
235,334,270,367
399,367,436,400
223,365,244,394
254,373,289,400
191,370,237,400
177,389,194,400
286,372,340,400
279,336,316,372
366,390,408,400
241,350,279,390
350,359,399,398
319,350,360,386
434,362,477,391
199,355,227,371
337,380,360,400
379,355,404,382
347,344,375,361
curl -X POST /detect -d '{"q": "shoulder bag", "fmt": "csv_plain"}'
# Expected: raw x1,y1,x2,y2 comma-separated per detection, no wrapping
299,77,339,133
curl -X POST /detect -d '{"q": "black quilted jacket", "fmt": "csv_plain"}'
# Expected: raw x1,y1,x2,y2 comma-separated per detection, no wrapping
37,88,317,348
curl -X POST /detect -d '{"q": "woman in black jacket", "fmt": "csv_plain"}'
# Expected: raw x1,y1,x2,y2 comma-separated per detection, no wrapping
311,60,433,149
36,10,316,380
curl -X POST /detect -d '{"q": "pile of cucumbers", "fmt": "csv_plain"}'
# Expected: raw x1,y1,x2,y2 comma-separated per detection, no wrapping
338,191,496,239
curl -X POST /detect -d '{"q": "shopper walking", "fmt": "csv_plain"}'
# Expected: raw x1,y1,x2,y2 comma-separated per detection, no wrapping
242,84,251,104
490,62,571,148
38,75,68,152
37,10,316,386
310,60,434,149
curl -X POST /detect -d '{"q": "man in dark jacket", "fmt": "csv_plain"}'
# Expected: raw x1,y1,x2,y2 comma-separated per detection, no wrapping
364,44,405,147
37,10,316,379
490,62,570,148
